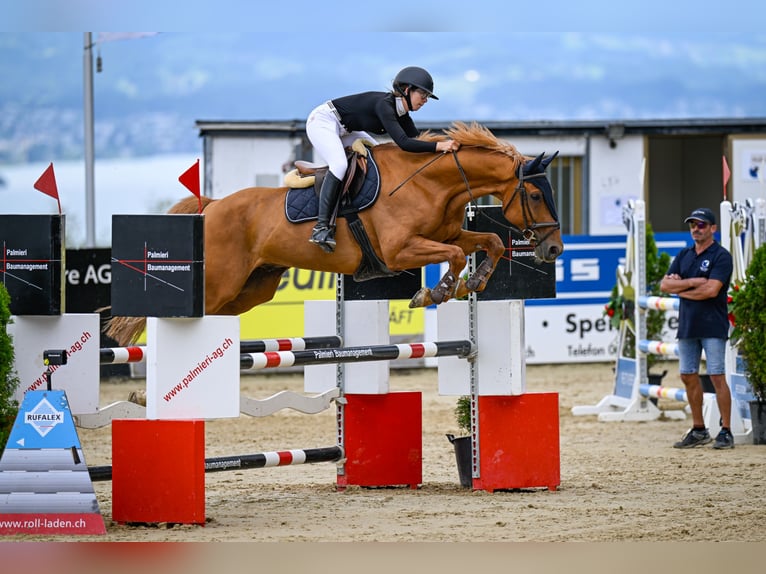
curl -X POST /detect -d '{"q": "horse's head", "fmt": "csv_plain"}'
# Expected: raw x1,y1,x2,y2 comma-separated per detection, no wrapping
501,151,564,263
436,123,563,263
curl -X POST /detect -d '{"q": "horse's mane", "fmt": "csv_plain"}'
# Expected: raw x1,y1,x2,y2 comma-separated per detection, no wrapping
419,121,522,160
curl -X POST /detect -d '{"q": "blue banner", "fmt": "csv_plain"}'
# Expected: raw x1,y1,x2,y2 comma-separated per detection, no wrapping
527,232,689,306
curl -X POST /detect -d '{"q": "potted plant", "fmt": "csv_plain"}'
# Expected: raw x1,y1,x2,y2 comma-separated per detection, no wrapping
446,395,472,487
728,243,766,444
604,222,672,387
0,283,20,451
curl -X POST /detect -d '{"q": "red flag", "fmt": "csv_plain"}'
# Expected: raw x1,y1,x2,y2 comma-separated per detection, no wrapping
179,159,201,198
34,162,62,214
34,162,59,200
722,155,731,200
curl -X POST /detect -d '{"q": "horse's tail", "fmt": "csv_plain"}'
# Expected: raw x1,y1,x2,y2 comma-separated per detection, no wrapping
104,314,147,347
102,195,216,347
168,195,214,214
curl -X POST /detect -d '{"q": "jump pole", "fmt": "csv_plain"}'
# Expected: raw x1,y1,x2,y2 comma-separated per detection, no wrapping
98,340,472,370
98,335,343,364
89,445,344,482
240,340,473,370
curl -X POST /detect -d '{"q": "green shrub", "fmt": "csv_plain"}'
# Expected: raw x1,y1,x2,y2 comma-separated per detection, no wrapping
729,243,766,401
0,283,20,450
455,395,471,435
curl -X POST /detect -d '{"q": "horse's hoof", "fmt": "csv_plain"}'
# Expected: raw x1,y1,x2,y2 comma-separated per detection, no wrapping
128,390,146,407
409,288,429,308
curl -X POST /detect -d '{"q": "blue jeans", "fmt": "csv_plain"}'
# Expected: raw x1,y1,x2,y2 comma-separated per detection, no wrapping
677,337,727,375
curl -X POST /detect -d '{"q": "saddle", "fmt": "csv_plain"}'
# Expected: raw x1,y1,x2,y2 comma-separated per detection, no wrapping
284,143,380,224
283,144,396,281
285,140,370,204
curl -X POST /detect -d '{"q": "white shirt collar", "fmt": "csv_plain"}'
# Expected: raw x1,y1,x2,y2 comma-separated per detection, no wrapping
395,97,408,117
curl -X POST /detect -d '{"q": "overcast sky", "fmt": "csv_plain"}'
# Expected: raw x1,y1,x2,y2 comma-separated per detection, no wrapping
3,0,766,33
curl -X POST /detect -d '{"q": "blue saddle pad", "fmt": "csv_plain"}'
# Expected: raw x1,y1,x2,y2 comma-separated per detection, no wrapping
285,151,380,223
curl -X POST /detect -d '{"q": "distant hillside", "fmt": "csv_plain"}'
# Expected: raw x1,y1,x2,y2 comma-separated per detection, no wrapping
2,32,765,164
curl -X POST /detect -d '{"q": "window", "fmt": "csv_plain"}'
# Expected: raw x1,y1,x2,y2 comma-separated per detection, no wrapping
549,155,582,235
476,155,582,234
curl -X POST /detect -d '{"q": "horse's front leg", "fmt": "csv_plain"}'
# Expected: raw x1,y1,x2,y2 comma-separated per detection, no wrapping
451,231,506,300
430,269,457,304
381,236,467,309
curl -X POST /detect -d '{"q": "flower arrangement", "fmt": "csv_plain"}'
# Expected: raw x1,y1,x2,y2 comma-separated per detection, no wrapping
604,291,632,330
604,222,671,371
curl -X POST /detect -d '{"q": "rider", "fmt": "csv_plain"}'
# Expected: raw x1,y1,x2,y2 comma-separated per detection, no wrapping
305,66,460,253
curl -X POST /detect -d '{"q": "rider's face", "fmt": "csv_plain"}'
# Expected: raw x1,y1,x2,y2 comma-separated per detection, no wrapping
407,88,429,112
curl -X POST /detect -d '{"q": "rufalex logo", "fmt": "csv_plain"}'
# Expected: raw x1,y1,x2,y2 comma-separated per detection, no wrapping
24,397,64,437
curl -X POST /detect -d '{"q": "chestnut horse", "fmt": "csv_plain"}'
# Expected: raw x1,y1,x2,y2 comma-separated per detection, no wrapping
106,122,563,346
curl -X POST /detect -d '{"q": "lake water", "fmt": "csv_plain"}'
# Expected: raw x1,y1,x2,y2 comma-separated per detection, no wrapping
0,154,201,247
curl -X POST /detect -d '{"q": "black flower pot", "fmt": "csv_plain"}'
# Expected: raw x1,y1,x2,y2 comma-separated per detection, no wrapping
750,400,766,445
446,434,472,488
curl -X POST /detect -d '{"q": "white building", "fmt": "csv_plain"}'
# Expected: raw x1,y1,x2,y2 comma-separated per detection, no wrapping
194,118,766,364
196,118,766,236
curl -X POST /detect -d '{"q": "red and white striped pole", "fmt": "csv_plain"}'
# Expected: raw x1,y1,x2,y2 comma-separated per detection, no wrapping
96,335,343,364
239,340,474,371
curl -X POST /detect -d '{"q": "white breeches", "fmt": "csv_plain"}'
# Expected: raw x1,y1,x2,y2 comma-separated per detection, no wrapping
306,102,378,180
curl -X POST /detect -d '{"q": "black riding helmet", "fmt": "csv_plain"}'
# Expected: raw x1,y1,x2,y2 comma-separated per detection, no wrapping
393,66,439,100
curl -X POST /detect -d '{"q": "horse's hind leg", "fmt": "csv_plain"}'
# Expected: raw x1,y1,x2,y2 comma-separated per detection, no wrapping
214,266,288,315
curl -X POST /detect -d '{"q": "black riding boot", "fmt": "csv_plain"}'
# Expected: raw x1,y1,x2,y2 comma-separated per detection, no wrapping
310,172,342,253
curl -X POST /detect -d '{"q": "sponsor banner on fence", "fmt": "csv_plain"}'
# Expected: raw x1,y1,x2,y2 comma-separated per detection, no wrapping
64,232,690,365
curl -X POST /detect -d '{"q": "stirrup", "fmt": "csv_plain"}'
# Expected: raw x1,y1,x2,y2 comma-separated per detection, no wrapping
309,225,336,253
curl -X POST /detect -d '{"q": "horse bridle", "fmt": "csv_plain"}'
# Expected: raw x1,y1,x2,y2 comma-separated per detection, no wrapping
452,151,561,245
502,162,561,244
388,149,560,245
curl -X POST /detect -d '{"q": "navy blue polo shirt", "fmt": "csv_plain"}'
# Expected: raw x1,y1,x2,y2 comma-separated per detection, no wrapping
667,241,733,339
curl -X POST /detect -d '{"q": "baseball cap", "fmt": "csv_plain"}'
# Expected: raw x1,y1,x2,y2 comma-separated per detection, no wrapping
684,207,716,225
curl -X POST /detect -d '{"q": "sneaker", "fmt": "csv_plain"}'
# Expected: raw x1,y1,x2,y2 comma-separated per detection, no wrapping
713,428,735,449
673,428,712,449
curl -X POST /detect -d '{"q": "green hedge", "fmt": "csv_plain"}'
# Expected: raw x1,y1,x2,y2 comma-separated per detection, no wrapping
0,283,20,451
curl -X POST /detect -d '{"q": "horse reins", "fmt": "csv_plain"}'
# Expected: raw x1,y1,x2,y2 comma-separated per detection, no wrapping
387,152,450,197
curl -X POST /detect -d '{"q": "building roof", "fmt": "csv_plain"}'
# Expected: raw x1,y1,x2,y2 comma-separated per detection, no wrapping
196,117,766,138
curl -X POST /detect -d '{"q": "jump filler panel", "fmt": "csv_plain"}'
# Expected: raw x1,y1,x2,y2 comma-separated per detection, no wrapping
111,215,204,317
466,206,556,300
0,215,64,315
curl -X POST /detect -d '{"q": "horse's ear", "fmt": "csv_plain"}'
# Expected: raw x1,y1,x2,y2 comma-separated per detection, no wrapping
527,152,545,172
541,151,560,170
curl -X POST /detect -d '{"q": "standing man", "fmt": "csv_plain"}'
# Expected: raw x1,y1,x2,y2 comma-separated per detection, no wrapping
660,207,734,449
